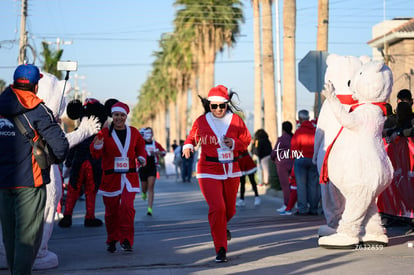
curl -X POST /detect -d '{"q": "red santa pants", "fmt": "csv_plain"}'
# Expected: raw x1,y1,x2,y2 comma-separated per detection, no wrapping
102,187,136,245
64,160,97,219
198,177,239,253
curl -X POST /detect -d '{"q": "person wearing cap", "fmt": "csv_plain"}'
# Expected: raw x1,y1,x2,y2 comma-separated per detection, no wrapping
182,85,251,263
90,101,147,253
138,127,167,216
0,64,69,274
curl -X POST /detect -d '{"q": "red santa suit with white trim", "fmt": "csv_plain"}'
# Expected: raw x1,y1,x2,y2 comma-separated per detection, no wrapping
90,102,147,251
183,85,251,259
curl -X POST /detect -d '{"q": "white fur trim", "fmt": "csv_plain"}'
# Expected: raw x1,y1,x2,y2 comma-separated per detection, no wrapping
94,143,103,150
207,96,228,102
111,106,127,115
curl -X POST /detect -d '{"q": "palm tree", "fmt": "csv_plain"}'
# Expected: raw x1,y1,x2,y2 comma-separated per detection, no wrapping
174,0,244,115
261,0,278,144
252,0,263,132
40,41,64,78
0,79,6,93
282,0,296,128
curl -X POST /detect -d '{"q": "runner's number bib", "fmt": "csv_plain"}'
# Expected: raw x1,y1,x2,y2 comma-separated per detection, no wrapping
114,157,129,173
217,148,234,164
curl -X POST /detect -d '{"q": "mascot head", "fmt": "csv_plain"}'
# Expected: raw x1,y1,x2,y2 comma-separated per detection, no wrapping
350,60,393,103
324,54,370,98
37,72,72,119
66,98,108,128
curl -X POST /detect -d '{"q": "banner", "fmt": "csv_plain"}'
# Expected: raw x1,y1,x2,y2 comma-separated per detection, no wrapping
377,136,414,218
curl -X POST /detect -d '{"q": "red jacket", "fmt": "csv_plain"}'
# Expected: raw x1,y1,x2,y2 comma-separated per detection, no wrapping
184,112,251,179
90,125,147,196
290,120,316,159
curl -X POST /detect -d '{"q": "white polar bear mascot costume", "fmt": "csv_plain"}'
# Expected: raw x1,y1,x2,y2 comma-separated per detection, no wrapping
0,72,100,269
318,60,394,249
313,54,370,237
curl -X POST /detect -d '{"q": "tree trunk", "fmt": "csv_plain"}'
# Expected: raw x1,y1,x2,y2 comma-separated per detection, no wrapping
283,0,297,129
262,0,277,144
253,0,263,132
168,100,178,150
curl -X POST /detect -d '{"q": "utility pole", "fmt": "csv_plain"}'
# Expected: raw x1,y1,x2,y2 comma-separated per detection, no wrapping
43,37,73,51
73,73,86,101
18,0,28,64
314,0,329,117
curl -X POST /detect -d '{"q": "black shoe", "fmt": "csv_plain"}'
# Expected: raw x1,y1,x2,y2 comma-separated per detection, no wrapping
107,241,116,253
121,239,133,252
227,229,232,241
58,215,72,228
215,247,228,263
84,218,103,227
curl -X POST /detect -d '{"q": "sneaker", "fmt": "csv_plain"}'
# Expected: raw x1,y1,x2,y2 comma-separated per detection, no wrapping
236,199,246,207
84,218,103,227
277,205,287,212
147,207,153,216
107,241,116,253
121,239,133,252
227,229,231,241
141,192,147,200
215,247,228,263
254,197,261,206
280,210,292,216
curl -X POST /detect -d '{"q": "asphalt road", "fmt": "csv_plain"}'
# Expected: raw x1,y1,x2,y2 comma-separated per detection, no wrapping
2,175,412,275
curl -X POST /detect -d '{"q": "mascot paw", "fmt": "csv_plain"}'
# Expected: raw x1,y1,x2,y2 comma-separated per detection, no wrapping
33,251,58,270
359,233,388,246
318,225,337,237
78,116,101,136
58,215,72,228
318,233,359,249
322,81,335,100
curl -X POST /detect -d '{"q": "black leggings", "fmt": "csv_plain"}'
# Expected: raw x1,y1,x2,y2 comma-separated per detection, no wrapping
239,173,259,199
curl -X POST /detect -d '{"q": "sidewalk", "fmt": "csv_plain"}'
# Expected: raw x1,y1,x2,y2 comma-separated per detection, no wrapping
2,176,412,275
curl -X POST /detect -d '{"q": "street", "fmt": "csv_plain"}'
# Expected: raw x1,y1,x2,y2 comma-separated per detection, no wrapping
5,176,412,275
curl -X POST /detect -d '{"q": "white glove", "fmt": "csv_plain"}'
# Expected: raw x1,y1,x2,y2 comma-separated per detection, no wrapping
66,116,101,149
321,81,335,101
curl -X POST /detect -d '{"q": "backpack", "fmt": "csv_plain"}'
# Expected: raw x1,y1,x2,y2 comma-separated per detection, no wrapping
13,114,56,170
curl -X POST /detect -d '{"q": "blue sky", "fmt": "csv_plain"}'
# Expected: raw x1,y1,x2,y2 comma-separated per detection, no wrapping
1,0,413,116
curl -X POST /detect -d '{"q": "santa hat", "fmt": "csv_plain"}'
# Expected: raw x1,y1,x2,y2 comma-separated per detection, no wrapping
111,102,129,115
207,85,229,102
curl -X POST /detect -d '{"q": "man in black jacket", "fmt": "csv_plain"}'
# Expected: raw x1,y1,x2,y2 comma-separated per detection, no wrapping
0,64,69,274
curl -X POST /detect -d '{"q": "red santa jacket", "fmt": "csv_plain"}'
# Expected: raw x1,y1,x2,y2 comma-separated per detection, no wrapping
184,112,251,180
90,125,147,197
237,150,257,176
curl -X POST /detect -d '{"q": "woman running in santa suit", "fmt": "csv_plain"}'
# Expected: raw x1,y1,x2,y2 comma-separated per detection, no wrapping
182,85,251,263
90,101,147,253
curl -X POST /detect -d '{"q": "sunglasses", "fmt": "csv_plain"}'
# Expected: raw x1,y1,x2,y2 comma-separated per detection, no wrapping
210,103,227,110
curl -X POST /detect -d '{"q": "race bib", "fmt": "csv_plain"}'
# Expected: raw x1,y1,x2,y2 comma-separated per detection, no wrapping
217,148,234,164
146,144,155,156
114,157,129,173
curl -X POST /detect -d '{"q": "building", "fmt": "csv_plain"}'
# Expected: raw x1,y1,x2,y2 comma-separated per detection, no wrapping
368,18,414,109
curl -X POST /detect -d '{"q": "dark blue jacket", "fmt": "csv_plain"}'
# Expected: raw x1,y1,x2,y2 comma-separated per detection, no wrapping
0,86,69,187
